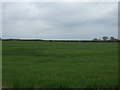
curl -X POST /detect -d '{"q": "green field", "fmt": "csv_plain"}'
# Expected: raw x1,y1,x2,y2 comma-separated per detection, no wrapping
2,41,118,88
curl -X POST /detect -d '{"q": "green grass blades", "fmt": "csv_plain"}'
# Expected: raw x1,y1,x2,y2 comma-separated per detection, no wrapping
2,41,118,88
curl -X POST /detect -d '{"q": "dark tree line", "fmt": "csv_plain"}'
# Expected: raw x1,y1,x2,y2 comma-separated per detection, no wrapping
92,36,118,41
1,36,119,42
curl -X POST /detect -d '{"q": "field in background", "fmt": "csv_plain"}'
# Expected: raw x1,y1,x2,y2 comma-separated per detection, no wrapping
2,41,118,88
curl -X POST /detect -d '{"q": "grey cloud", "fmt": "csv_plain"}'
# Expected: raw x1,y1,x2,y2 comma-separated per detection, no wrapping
2,2,118,40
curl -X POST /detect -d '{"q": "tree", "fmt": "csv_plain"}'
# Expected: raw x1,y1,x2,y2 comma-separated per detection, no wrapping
92,38,98,41
102,36,109,41
110,36,116,41
98,39,101,41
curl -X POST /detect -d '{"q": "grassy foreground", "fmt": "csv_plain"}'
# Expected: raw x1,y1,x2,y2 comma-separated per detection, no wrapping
2,41,118,88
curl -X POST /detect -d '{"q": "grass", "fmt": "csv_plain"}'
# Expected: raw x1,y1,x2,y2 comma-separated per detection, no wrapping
2,41,118,88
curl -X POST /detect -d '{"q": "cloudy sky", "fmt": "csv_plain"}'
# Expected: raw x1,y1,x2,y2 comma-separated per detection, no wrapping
2,2,118,40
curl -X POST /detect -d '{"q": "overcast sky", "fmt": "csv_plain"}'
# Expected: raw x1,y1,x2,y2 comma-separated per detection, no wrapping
2,2,118,40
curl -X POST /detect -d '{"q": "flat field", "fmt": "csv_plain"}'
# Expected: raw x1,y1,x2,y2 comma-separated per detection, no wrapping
2,41,118,88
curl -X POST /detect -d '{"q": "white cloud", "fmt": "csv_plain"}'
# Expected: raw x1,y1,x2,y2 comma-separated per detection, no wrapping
1,0,119,2
2,2,118,40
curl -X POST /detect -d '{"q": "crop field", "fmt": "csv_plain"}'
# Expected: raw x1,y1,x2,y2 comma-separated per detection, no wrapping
2,41,118,88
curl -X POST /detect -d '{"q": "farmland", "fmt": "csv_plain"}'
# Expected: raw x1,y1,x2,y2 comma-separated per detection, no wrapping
2,41,118,88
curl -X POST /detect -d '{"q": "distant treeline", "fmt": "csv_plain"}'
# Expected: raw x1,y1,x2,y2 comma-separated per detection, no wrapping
1,39,120,42
0,36,119,42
